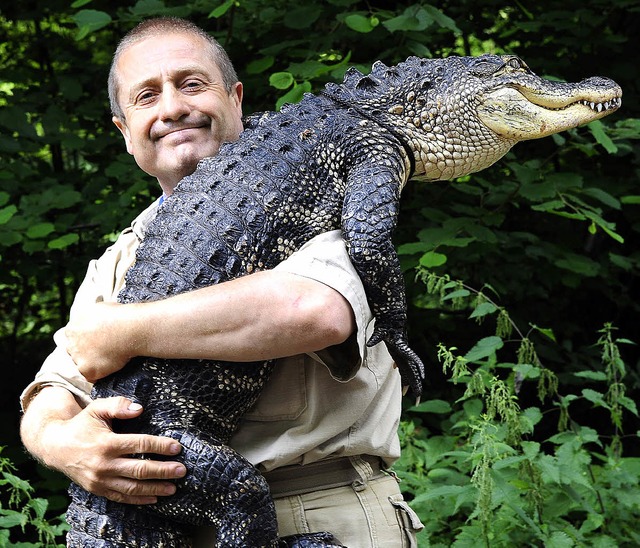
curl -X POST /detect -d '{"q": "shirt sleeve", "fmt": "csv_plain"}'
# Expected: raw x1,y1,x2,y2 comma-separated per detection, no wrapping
20,202,160,412
19,228,141,412
273,230,373,382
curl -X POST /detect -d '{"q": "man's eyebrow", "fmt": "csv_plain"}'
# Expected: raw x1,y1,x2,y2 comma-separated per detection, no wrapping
128,65,218,96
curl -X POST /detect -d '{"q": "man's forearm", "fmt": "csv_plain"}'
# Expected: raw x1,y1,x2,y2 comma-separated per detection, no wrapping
133,271,352,359
65,270,355,382
20,386,82,469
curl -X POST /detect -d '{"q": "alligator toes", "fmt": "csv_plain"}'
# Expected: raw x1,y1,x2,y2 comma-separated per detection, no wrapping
367,327,424,398
279,531,347,547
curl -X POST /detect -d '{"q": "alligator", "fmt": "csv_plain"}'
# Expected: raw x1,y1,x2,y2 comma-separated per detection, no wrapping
66,53,621,547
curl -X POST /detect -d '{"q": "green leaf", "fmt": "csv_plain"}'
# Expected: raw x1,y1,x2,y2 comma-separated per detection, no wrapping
0,231,22,246
26,222,55,239
53,189,82,209
72,9,112,40
609,252,635,271
513,363,541,379
555,254,600,276
409,399,452,414
269,72,294,90
0,191,9,207
71,0,93,6
48,233,79,250
546,530,575,548
582,388,608,408
531,324,557,342
621,195,640,204
130,0,172,16
619,396,638,416
283,6,322,29
246,56,275,75
574,371,607,381
0,204,17,225
582,187,621,209
397,241,430,255
588,119,618,153
442,288,470,301
464,336,504,362
27,497,49,520
275,81,311,110
469,302,497,319
422,5,461,34
208,0,235,18
419,251,447,267
1,471,32,493
0,509,27,529
344,14,375,33
383,6,434,33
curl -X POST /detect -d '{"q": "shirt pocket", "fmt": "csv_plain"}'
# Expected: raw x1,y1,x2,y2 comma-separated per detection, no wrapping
242,356,308,421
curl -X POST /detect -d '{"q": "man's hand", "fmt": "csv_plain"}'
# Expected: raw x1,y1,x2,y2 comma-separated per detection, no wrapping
21,388,186,505
65,303,134,382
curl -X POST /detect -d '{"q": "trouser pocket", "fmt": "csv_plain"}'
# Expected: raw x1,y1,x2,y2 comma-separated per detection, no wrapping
388,494,424,548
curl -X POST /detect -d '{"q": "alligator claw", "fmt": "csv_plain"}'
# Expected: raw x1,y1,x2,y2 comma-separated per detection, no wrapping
367,326,425,399
279,532,347,547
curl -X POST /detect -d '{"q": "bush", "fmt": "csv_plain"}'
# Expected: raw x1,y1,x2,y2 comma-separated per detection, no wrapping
0,448,67,547
394,275,640,546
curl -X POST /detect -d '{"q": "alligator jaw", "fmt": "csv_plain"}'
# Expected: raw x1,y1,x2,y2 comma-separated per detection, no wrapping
477,77,622,140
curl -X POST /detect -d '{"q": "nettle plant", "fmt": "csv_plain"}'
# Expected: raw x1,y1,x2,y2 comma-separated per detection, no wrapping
395,270,640,547
0,447,67,547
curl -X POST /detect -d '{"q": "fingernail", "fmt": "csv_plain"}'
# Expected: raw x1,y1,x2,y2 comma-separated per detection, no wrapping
169,443,182,454
174,465,187,477
128,402,142,411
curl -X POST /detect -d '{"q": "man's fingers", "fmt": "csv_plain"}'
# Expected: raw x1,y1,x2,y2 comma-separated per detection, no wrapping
84,396,144,421
113,447,187,480
104,490,158,505
102,479,176,505
113,432,184,460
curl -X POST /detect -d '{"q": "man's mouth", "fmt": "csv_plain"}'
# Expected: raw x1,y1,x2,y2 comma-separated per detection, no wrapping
153,119,210,141
157,125,206,139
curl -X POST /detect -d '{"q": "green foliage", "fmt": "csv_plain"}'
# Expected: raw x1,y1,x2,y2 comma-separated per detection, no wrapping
395,281,640,546
0,447,67,546
1,1,639,546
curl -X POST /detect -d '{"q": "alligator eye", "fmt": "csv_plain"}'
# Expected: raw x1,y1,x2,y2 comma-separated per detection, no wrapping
507,58,522,70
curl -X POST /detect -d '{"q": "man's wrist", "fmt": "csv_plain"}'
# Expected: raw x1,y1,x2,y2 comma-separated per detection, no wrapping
20,386,80,469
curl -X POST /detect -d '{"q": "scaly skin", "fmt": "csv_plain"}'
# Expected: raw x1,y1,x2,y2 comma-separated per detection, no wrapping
68,53,621,547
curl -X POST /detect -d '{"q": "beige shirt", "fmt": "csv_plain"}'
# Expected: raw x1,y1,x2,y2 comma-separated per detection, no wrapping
20,199,402,471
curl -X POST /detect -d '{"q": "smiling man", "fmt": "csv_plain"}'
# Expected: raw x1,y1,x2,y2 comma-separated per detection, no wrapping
19,17,422,547
111,31,243,193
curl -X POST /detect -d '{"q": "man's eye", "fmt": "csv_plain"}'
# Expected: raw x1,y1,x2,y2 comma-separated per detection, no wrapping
183,80,206,91
136,91,156,104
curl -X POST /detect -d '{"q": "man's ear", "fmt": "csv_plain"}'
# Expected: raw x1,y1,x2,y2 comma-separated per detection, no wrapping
112,116,134,155
232,82,243,113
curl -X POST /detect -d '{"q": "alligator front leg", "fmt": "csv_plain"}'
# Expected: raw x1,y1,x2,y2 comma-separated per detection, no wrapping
341,160,425,398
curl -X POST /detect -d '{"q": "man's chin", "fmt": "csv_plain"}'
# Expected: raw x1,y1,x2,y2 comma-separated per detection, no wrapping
168,145,218,173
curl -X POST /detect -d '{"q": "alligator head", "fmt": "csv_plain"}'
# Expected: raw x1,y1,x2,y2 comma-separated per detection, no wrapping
325,54,622,181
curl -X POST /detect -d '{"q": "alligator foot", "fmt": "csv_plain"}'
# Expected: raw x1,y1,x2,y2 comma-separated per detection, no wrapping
279,531,347,547
367,325,425,399
67,482,193,547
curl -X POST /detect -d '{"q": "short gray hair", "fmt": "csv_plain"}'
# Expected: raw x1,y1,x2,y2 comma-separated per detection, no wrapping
108,17,238,120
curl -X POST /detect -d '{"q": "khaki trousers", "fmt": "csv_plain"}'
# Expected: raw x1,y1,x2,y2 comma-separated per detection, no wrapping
193,459,424,547
274,473,423,548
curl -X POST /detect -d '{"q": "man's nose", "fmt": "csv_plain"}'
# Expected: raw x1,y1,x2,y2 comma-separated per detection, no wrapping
158,85,190,120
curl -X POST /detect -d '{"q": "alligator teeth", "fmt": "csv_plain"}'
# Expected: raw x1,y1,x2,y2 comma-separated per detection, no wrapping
578,97,621,112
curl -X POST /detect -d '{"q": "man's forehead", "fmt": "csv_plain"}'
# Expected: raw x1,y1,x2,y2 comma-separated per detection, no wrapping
118,32,220,86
